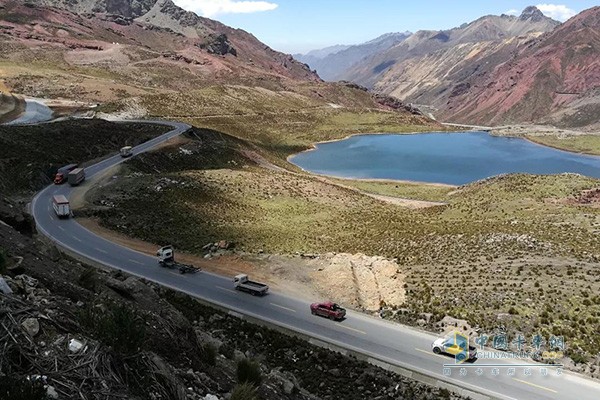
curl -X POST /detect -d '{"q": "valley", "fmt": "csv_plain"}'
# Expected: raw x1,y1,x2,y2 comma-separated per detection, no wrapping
1,1,600,399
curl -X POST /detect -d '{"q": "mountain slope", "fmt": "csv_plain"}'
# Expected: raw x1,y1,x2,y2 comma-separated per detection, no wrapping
340,7,559,88
442,6,600,129
295,32,411,81
0,0,319,101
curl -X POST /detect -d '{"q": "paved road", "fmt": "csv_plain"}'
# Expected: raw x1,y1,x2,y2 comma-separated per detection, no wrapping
441,122,494,131
4,99,54,125
31,120,600,400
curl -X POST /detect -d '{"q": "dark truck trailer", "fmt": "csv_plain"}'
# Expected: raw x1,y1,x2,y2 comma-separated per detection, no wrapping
233,274,269,296
68,168,85,186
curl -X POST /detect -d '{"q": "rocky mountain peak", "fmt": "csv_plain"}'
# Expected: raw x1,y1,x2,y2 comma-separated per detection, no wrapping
519,6,547,22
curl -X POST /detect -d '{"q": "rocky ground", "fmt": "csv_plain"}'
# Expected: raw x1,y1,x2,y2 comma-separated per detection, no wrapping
489,124,600,156
0,197,463,400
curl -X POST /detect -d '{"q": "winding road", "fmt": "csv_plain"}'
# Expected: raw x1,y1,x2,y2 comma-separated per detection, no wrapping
31,120,600,400
4,99,54,125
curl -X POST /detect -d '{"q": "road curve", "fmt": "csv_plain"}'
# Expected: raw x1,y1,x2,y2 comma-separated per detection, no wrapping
31,120,600,400
4,99,54,125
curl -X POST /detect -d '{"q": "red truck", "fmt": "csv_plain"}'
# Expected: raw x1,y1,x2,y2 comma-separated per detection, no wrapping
310,302,346,320
54,164,78,184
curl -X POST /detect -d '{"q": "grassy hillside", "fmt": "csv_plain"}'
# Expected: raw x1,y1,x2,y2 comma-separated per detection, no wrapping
0,120,169,193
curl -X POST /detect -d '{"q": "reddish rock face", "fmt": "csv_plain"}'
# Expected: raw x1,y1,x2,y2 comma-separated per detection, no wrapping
441,6,600,129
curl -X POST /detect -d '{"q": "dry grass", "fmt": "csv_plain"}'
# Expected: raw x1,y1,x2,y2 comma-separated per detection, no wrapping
526,135,600,156
87,134,600,359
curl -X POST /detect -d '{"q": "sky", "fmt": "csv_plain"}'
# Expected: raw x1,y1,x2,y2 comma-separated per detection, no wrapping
172,1,598,54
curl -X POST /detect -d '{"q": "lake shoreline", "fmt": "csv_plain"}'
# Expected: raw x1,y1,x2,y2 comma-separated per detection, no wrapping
286,130,600,188
286,130,470,188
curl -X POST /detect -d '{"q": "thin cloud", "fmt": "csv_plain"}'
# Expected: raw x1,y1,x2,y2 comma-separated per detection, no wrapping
504,9,519,15
173,0,278,18
535,4,577,21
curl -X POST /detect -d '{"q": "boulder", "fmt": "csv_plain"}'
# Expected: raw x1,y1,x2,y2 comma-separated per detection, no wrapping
68,338,84,353
0,276,13,294
21,317,40,337
46,385,59,399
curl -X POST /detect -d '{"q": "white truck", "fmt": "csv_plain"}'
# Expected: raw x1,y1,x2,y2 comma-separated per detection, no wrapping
52,195,71,218
233,274,269,296
156,245,199,274
120,146,133,157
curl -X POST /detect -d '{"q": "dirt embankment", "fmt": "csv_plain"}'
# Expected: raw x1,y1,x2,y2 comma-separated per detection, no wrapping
0,92,26,124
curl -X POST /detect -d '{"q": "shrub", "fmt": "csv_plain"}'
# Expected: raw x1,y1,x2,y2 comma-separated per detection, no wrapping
0,376,46,400
200,343,217,366
236,358,262,386
219,343,235,359
0,248,7,274
78,268,98,292
80,302,145,355
230,383,258,400
570,352,589,365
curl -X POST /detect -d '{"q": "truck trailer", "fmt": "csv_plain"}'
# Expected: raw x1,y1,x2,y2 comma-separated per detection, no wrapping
52,195,71,218
68,168,85,186
233,274,269,296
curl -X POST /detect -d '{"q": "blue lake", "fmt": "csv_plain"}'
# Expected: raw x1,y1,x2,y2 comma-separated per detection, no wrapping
289,132,600,185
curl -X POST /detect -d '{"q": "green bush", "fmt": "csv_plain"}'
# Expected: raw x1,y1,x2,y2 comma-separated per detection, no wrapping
570,352,589,365
200,343,217,366
236,358,262,386
230,382,258,400
80,302,146,355
78,268,98,292
0,249,7,274
219,343,235,359
0,376,46,400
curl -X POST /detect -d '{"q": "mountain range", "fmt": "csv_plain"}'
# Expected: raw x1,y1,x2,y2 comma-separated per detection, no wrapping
298,6,600,130
295,32,412,81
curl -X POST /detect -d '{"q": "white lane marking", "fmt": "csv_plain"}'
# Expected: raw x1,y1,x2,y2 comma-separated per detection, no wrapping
512,378,558,394
338,325,367,335
270,303,296,313
94,247,108,254
72,236,82,242
216,285,237,294
58,226,65,231
128,259,143,265
415,347,447,360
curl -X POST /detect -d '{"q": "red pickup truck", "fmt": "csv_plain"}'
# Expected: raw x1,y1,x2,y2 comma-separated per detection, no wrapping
310,302,346,320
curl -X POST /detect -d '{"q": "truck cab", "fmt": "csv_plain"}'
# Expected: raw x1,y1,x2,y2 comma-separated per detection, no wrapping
157,245,174,264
